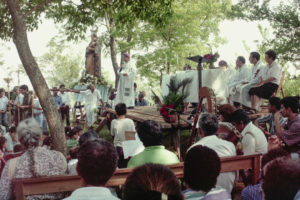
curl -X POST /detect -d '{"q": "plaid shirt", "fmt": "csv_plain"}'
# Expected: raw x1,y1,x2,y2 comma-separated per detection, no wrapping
257,113,287,135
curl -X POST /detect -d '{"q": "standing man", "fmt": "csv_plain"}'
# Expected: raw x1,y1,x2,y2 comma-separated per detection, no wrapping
249,50,282,112
19,85,33,120
59,84,71,126
228,56,249,107
115,53,136,108
0,89,9,132
52,87,62,111
71,84,103,128
238,52,264,109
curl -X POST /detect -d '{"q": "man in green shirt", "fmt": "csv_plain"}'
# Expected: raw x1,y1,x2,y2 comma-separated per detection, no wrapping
127,120,179,168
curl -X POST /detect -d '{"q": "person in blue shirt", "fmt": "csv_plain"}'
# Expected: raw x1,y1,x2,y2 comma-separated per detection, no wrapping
51,87,62,111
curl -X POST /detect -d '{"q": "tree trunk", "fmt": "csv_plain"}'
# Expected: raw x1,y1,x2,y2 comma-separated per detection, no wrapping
5,0,66,155
109,35,120,88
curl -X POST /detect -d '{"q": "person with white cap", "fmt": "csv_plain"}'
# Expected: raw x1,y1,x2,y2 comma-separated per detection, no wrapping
115,53,136,108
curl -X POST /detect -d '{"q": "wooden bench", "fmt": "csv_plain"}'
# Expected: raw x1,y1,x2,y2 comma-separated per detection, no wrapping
12,154,260,200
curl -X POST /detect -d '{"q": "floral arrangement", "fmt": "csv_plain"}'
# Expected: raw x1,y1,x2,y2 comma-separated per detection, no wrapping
78,70,109,86
203,52,220,69
160,76,192,122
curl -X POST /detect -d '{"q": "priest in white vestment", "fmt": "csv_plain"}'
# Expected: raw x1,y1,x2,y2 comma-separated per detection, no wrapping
237,52,264,108
115,53,136,108
228,56,249,104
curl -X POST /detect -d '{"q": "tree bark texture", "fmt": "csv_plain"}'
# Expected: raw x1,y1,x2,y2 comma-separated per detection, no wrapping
109,35,120,88
5,0,66,155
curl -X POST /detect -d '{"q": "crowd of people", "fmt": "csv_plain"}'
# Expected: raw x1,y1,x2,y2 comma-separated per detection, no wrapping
0,49,299,200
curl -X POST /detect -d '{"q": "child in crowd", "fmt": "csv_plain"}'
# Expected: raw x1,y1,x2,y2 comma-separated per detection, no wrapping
66,126,82,155
111,103,136,168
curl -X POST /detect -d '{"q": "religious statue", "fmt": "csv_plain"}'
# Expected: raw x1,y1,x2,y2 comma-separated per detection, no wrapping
85,28,101,77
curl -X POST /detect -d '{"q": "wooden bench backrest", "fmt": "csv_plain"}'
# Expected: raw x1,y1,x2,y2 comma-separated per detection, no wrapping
12,154,260,200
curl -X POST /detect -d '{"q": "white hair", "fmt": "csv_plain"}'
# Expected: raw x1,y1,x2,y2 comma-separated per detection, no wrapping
17,118,42,148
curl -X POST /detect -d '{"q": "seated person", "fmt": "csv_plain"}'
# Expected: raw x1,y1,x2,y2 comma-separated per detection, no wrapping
262,157,300,200
78,129,99,146
241,148,289,200
183,145,231,200
4,126,18,153
275,97,300,154
123,163,183,200
238,52,264,109
0,118,66,200
67,146,79,175
135,92,149,106
127,120,179,168
228,56,249,106
189,113,236,192
111,103,136,168
66,126,82,155
249,50,282,111
230,109,268,155
64,139,119,200
218,104,236,123
255,97,286,137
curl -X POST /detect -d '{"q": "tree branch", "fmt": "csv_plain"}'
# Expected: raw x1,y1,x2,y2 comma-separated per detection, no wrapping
24,0,57,18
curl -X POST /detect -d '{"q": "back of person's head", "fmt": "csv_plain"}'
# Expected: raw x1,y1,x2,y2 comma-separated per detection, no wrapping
218,104,236,122
9,126,16,134
115,103,127,116
262,157,300,200
0,88,4,93
237,56,246,64
13,144,24,153
261,148,289,171
77,139,118,186
265,49,277,61
123,163,183,200
269,97,281,111
65,126,72,136
198,113,219,136
281,96,299,113
17,118,42,149
59,84,65,89
17,118,42,177
78,129,99,146
69,146,79,159
0,136,7,151
250,52,260,61
137,120,163,147
20,84,28,91
185,145,220,192
68,126,83,138
229,109,250,125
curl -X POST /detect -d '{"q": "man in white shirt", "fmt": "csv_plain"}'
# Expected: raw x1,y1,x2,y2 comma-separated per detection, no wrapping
71,84,103,127
115,53,136,108
32,93,43,128
228,56,249,106
189,113,236,192
64,139,119,200
59,84,71,126
111,103,136,168
230,109,268,155
238,52,264,108
4,126,18,153
249,50,282,111
0,88,9,132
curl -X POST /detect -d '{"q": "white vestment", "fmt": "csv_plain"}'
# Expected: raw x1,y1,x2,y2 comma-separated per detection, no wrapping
238,61,264,107
115,62,136,107
228,64,250,102
80,89,102,127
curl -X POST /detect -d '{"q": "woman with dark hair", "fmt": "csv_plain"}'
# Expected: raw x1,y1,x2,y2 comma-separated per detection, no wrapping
66,126,82,155
123,163,183,200
0,118,67,200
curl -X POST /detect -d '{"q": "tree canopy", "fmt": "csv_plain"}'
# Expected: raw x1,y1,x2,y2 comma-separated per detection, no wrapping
230,0,300,63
